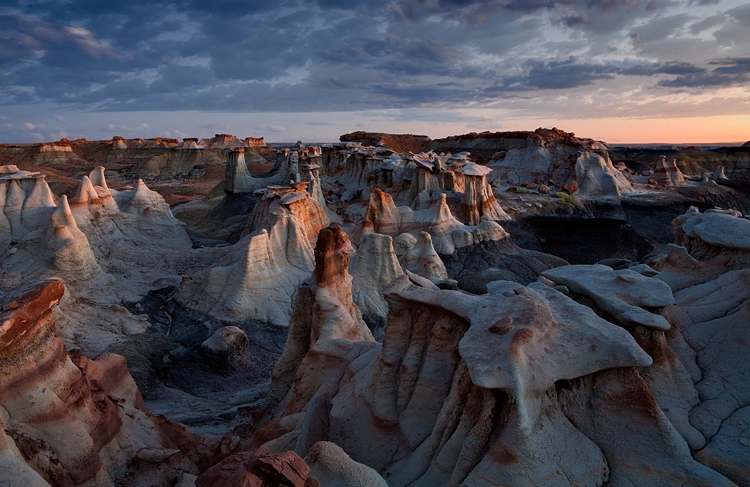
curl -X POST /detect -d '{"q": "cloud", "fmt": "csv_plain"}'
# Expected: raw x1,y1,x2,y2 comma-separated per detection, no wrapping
657,57,750,88
502,57,617,90
0,0,747,140
563,11,591,28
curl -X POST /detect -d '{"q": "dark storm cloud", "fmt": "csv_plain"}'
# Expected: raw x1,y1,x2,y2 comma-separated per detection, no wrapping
502,58,617,90
622,61,704,76
657,58,750,87
0,0,748,114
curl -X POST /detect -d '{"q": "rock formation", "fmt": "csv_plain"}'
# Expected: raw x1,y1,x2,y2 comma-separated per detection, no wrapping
0,166,57,243
224,147,292,194
457,163,510,225
0,280,210,487
343,128,633,197
358,188,507,254
268,223,376,416
184,211,315,326
671,207,750,267
348,222,404,337
653,155,687,187
3,128,750,487
243,182,329,243
260,265,733,486
542,264,674,330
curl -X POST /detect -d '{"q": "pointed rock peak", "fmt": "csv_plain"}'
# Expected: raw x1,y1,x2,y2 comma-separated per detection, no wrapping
401,231,447,282
50,195,78,229
23,177,56,209
71,175,101,205
434,193,454,219
314,223,354,288
89,167,109,191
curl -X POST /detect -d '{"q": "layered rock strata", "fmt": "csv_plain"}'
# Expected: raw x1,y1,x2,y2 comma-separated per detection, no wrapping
0,280,210,487
261,268,732,486
653,155,687,187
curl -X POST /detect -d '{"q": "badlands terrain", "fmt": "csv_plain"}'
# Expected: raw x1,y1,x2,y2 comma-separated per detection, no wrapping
1,128,749,486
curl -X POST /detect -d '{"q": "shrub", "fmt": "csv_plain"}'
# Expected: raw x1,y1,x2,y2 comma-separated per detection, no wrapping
554,192,576,204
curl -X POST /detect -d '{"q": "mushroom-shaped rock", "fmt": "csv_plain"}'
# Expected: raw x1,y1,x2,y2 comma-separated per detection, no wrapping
679,209,750,251
542,264,674,330
459,163,510,225
387,278,652,428
461,162,492,176
244,183,329,243
111,136,128,150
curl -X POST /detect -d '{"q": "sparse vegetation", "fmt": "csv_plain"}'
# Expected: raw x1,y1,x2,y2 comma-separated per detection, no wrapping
554,192,576,204
515,187,531,194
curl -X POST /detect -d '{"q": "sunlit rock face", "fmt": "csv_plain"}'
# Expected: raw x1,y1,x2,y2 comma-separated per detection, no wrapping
243,182,329,243
183,210,315,326
267,223,375,417
341,128,633,197
261,267,734,487
458,163,510,225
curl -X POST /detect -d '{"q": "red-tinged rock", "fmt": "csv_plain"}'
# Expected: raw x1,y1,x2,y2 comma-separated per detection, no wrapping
0,278,64,350
562,180,578,194
195,452,263,487
255,447,310,487
196,449,311,487
313,223,354,288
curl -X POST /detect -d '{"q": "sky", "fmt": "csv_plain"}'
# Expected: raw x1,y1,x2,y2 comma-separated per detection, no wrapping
0,0,749,144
